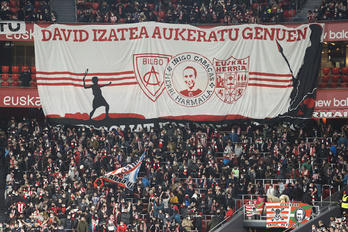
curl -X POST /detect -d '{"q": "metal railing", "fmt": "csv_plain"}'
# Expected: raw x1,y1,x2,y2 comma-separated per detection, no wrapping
209,206,244,232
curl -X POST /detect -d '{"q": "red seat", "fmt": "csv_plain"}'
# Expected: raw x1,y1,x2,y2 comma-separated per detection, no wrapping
93,3,99,10
322,68,330,75
9,0,16,7
31,66,36,74
331,75,340,83
342,75,348,82
332,67,340,75
2,74,9,81
319,83,328,88
21,66,29,72
11,74,19,81
148,3,155,11
171,0,177,3
2,66,9,73
330,83,338,88
34,0,40,8
30,81,37,87
120,18,126,23
340,82,348,88
252,3,258,9
342,67,348,75
321,75,330,83
11,66,19,73
11,81,19,86
1,81,9,86
172,4,178,8
31,74,36,81
10,7,18,14
158,11,165,19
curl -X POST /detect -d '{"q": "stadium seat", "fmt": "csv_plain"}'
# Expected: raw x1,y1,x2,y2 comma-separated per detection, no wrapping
158,11,165,19
31,66,36,74
120,18,126,23
148,3,155,11
31,74,36,81
252,3,258,9
11,74,19,81
34,0,40,8
93,3,99,10
321,75,330,83
21,66,29,72
10,7,18,14
11,66,19,73
11,81,19,86
330,83,338,88
332,67,340,75
30,82,37,87
340,82,347,88
1,81,9,86
172,4,178,9
322,68,330,75
171,0,177,3
2,74,9,81
342,75,348,82
331,75,340,83
342,67,348,75
319,83,328,88
9,0,16,7
2,66,9,73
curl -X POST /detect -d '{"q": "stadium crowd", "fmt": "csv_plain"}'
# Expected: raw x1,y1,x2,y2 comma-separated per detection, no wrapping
1,117,348,232
308,0,348,22
0,0,56,22
76,0,299,24
310,217,348,232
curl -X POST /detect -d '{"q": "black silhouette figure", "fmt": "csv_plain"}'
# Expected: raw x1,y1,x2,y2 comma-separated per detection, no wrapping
83,69,111,120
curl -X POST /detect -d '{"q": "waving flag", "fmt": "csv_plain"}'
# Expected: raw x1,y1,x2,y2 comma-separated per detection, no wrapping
245,201,264,217
101,152,145,190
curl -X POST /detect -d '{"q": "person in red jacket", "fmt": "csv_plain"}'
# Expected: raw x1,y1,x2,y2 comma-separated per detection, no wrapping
116,221,127,232
225,206,234,221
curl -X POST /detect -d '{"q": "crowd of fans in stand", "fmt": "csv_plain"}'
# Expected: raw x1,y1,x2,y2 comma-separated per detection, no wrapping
308,0,348,22
0,117,348,232
310,217,348,232
76,0,299,24
0,0,56,22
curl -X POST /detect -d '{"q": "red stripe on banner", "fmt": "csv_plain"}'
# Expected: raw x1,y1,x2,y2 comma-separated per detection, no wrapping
37,82,138,87
46,112,146,120
249,83,293,88
36,71,134,76
160,114,253,121
249,72,292,77
249,78,292,83
37,76,135,82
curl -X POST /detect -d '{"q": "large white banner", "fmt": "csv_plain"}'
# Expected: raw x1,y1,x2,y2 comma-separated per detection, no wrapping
34,22,323,128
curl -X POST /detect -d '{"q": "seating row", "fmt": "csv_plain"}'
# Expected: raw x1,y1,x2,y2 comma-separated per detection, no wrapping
1,66,36,74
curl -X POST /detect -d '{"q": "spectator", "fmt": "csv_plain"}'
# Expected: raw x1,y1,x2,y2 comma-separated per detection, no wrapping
20,67,31,87
77,217,89,232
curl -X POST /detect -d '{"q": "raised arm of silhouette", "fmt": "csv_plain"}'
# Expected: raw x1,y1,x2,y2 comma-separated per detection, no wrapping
83,69,111,120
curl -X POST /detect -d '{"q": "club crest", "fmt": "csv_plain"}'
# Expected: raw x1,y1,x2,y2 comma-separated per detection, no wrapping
133,54,172,102
213,56,249,104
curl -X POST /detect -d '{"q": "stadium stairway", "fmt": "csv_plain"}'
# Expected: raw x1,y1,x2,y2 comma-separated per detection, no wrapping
292,0,322,22
51,0,76,23
0,160,6,223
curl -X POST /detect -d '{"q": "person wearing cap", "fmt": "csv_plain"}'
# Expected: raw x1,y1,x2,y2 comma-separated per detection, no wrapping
341,191,348,215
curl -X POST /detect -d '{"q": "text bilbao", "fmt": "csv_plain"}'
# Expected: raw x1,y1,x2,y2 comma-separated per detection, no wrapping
40,25,308,43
